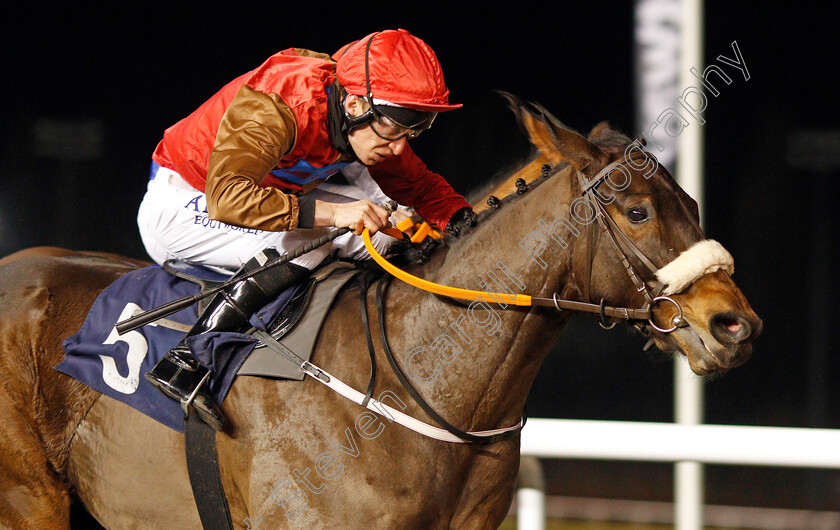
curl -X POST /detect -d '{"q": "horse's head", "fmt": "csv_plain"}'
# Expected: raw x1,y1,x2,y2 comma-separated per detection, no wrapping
503,92,762,375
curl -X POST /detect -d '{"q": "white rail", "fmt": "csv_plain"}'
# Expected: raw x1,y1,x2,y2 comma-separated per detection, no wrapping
675,0,706,526
520,419,840,468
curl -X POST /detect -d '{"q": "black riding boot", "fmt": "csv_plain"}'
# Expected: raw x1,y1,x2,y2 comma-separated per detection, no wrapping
145,248,309,431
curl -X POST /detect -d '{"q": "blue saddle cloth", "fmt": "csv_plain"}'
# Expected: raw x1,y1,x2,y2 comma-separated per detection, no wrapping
56,264,300,433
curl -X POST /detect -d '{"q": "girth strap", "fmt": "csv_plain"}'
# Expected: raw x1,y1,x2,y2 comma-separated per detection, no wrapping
304,364,524,443
243,271,521,443
185,411,233,530
252,329,330,383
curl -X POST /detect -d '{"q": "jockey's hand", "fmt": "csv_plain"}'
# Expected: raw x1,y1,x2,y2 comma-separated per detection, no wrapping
391,208,417,236
445,207,478,236
317,200,390,235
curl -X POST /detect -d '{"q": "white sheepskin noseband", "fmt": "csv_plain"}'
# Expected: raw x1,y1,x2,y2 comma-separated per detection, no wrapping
655,240,734,295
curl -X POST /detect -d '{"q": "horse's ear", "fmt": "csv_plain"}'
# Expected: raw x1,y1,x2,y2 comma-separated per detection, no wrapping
588,121,613,141
499,91,566,165
499,91,604,172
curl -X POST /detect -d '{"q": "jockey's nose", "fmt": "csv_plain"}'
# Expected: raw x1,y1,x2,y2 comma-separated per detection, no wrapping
389,137,407,156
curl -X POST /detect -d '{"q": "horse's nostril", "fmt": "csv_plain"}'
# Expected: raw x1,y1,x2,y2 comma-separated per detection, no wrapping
709,312,752,345
724,318,742,334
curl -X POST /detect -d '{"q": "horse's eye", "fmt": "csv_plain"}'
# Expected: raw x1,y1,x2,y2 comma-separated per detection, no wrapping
627,207,648,223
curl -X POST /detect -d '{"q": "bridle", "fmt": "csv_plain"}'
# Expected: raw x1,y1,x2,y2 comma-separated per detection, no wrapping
570,157,685,334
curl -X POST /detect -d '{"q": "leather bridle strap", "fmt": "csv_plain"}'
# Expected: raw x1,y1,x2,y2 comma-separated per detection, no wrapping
530,295,651,320
576,161,661,306
358,273,377,407
359,154,687,329
360,230,651,321
576,160,623,305
375,276,524,444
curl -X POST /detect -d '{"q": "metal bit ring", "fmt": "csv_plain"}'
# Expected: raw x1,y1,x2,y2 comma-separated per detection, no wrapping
647,296,683,334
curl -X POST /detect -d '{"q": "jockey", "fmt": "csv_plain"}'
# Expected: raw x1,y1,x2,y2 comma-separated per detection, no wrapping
138,29,477,430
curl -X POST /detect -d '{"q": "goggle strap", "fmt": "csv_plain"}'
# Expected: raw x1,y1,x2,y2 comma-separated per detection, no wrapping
364,33,375,100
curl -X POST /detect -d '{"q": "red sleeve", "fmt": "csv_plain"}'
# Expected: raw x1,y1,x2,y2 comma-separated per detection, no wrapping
367,145,471,231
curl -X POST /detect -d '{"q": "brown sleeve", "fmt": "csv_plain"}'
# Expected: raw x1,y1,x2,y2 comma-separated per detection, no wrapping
292,48,334,61
206,85,301,231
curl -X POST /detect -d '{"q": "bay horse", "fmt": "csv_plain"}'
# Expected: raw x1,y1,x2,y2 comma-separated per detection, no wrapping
0,95,761,529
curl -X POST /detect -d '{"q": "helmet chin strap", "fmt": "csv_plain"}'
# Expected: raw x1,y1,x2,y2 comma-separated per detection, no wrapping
327,82,357,157
329,32,375,156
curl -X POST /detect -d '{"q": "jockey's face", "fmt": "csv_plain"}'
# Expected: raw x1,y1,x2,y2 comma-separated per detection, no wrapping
344,95,408,166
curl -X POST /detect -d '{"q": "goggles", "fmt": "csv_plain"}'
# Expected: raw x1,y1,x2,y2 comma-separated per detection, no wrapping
369,104,437,141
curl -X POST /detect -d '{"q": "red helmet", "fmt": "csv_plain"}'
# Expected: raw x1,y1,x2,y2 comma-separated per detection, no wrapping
335,29,462,112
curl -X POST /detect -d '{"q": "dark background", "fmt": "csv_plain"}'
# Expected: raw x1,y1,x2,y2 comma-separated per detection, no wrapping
3,1,838,514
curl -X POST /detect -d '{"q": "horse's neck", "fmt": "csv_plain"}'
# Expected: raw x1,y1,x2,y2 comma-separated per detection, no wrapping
386,171,578,430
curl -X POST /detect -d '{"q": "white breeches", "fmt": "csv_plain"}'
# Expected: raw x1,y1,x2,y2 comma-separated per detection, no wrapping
136,164,396,273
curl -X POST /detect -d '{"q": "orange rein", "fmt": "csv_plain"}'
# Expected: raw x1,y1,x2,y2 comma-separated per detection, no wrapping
362,228,533,306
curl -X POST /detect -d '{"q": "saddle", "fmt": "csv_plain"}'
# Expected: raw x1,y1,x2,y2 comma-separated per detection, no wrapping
57,259,361,433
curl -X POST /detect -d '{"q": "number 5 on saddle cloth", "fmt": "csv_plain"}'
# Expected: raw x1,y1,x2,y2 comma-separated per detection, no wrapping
57,258,360,432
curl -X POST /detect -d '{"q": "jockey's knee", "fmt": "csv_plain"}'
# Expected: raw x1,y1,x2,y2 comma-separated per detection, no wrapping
331,230,396,261
289,242,331,271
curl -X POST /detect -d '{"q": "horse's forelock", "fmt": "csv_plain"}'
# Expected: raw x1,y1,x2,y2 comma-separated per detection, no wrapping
588,124,634,156
587,126,690,207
